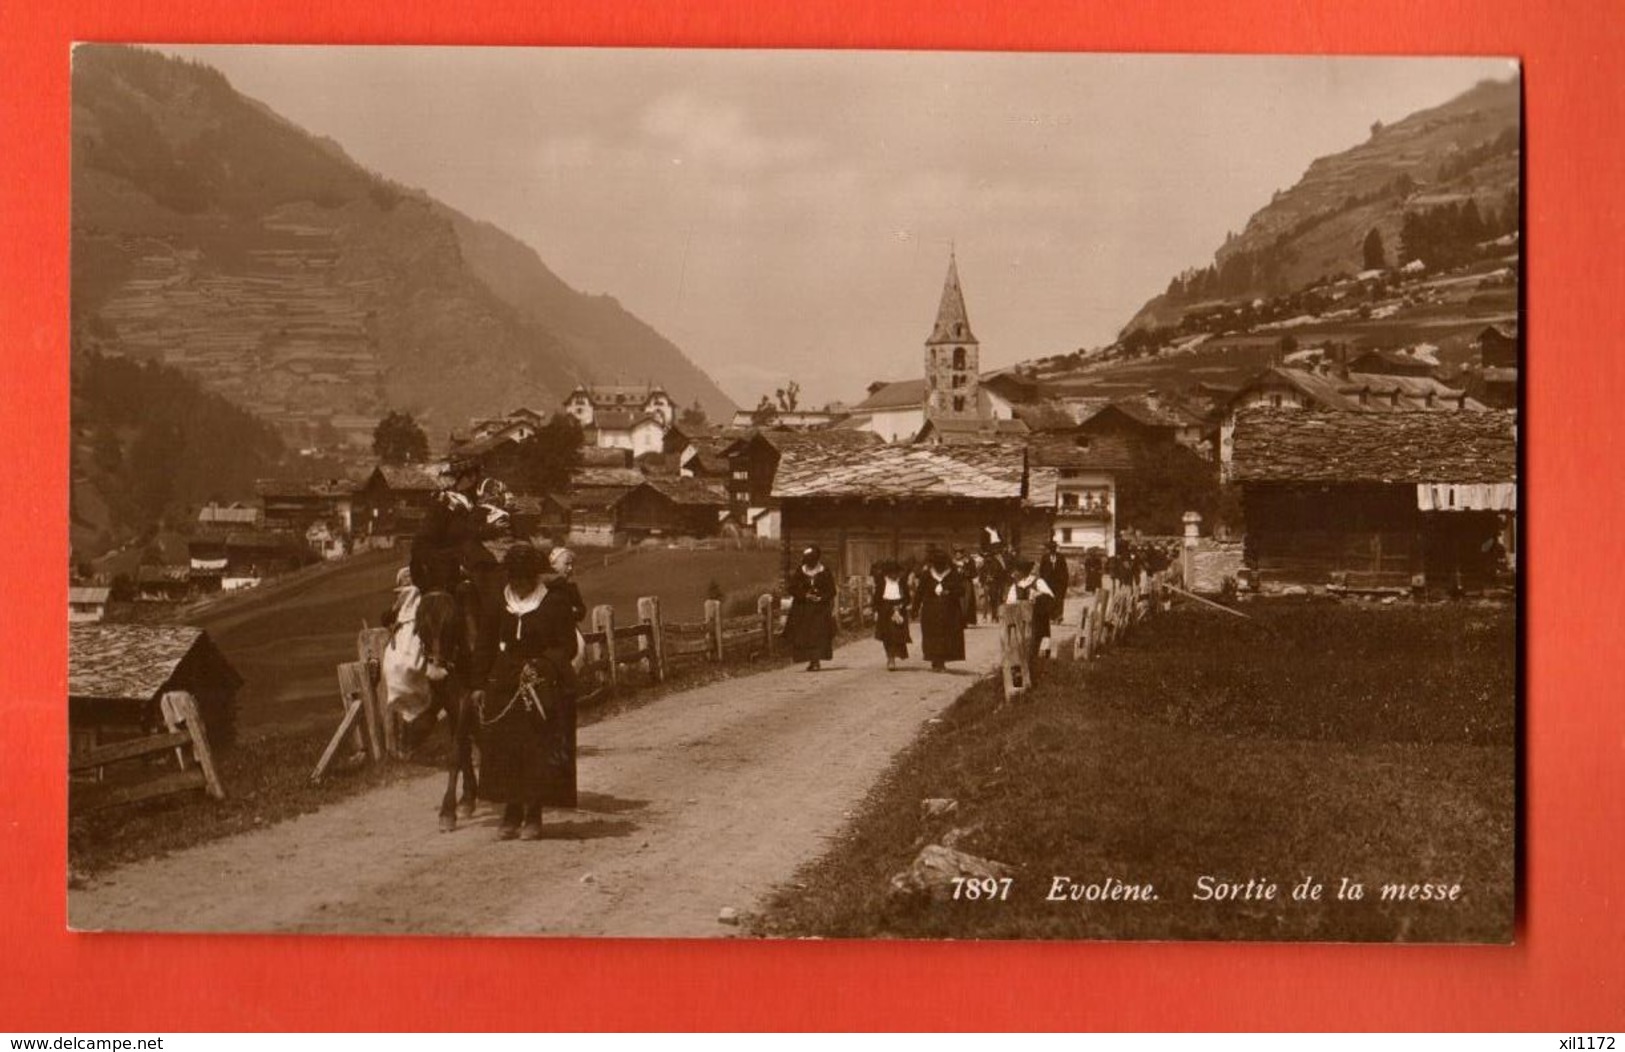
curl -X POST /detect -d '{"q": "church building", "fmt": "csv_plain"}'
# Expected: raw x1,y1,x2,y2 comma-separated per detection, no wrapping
849,252,1021,443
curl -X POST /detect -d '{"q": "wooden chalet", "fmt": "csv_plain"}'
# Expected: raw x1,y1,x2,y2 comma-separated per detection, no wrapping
187,528,307,591
508,493,570,542
1475,324,1519,369
255,477,357,534
724,429,884,538
1076,394,1210,455
196,502,261,529
561,467,645,548
1229,407,1516,591
68,624,242,753
135,564,193,602
615,478,729,540
773,443,1058,578
1030,433,1137,556
1345,349,1441,378
679,436,734,484
1218,366,1488,474
356,464,442,537
69,585,111,623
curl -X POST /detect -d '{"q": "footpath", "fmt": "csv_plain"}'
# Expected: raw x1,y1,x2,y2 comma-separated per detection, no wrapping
69,612,1050,936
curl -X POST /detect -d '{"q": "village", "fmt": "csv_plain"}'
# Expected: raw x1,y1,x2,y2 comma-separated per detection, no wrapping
58,46,1523,944
67,242,1518,940
69,246,1518,625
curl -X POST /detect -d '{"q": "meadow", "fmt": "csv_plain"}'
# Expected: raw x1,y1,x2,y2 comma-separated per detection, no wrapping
756,601,1516,942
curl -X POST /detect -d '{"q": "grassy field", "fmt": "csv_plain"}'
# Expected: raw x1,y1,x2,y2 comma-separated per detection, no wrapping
755,601,1515,942
194,545,782,740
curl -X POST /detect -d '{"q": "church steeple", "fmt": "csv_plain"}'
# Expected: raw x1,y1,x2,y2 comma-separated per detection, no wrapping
928,250,976,345
924,250,982,422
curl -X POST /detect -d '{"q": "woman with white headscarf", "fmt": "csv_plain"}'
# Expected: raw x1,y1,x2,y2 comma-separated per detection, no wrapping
785,545,836,671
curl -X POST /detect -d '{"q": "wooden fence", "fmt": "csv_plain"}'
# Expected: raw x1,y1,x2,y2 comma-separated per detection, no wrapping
999,567,1179,701
324,583,880,774
69,691,225,812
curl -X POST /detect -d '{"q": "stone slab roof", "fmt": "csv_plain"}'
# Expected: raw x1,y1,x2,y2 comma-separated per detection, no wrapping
773,443,1056,507
1229,407,1517,485
68,624,239,703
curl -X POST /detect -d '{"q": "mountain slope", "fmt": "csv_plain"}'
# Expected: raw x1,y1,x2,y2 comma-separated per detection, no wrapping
70,351,287,558
70,45,735,450
1126,77,1519,333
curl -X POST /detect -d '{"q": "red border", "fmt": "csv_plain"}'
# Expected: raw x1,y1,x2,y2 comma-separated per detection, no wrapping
5,0,1623,1031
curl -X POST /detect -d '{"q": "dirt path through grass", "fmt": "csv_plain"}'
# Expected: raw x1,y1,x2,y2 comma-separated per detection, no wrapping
69,616,1021,937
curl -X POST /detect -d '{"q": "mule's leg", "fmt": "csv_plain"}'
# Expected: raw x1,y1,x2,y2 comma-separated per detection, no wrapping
456,690,478,818
437,687,460,832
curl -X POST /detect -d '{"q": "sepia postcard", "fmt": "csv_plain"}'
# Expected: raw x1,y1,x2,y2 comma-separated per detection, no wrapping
65,46,1519,941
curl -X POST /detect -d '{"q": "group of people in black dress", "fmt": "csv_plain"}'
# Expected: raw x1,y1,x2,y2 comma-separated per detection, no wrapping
781,537,1079,675
390,458,586,842
399,462,1183,839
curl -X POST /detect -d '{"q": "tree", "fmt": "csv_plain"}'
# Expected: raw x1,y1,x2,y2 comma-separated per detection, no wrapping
750,395,778,427
774,380,801,413
678,400,709,430
508,415,584,495
1115,441,1221,536
373,410,428,465
1362,227,1388,270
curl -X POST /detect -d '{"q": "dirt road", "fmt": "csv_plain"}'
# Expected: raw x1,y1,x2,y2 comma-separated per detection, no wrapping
70,616,1032,937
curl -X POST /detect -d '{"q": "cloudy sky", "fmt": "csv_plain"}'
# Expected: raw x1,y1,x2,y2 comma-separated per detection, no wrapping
163,47,1515,408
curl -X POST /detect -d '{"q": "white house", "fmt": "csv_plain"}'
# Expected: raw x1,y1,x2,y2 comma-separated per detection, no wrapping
69,586,111,623
587,411,667,458
564,384,674,429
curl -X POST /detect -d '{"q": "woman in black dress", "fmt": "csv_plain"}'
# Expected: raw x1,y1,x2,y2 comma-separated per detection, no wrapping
914,548,966,672
473,542,581,841
1006,558,1059,670
786,546,836,671
872,560,912,671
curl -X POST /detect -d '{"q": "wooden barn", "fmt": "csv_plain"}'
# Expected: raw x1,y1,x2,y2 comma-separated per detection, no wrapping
256,477,357,534
508,493,570,543
1229,407,1516,591
68,624,242,754
188,528,307,591
615,478,729,540
356,464,442,537
134,565,193,603
68,585,111,623
561,467,645,548
773,443,1058,578
724,429,884,538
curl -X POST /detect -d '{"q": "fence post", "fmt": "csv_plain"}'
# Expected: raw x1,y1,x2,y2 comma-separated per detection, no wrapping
759,593,777,656
357,626,397,759
637,596,664,682
999,602,1033,700
704,598,723,661
592,604,618,688
161,691,225,800
1182,510,1202,591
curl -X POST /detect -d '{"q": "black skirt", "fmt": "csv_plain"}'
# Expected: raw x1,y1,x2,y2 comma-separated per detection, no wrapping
478,654,577,808
917,595,966,663
874,597,911,658
787,599,835,661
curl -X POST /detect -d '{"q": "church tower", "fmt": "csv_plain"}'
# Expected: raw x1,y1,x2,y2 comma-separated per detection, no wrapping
924,251,981,422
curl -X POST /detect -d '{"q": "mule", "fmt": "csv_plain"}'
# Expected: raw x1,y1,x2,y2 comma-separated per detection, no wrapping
413,583,482,832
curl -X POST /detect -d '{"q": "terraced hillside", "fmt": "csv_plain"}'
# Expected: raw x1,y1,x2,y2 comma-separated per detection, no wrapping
70,45,736,451
1127,77,1519,333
